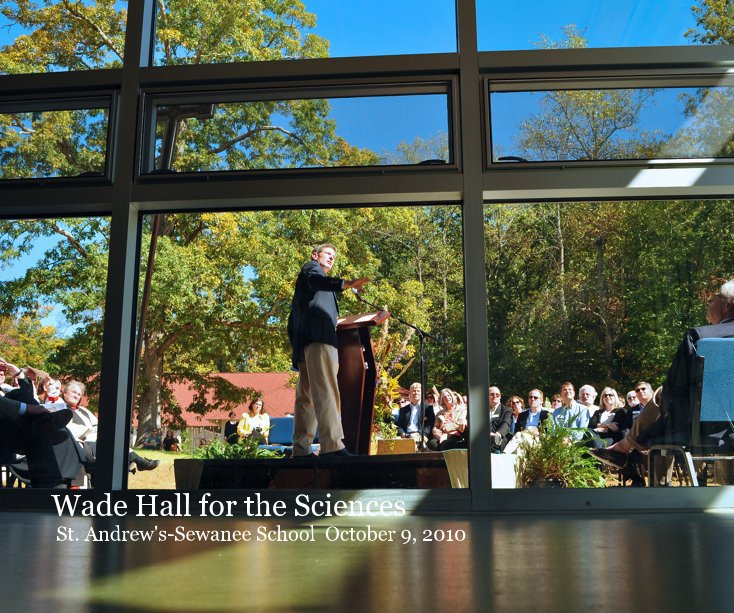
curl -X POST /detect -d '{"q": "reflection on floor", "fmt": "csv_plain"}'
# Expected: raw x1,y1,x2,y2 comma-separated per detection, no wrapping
2,509,734,612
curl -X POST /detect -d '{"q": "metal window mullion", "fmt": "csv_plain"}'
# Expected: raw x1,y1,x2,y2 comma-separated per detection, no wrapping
93,0,156,491
457,0,492,507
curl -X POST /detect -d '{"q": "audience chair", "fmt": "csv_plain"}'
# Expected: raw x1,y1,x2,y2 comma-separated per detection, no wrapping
648,338,734,486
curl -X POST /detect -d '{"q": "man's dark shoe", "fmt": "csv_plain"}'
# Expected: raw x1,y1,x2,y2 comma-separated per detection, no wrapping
319,448,355,457
134,457,160,471
589,448,628,469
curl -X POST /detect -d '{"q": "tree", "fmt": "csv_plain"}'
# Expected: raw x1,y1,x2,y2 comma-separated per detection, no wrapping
686,0,734,45
678,1,734,159
0,313,62,372
515,27,667,162
0,1,382,438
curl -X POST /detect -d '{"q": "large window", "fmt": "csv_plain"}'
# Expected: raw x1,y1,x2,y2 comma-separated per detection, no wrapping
485,198,734,488
153,0,456,66
0,216,110,489
489,84,734,164
142,87,453,174
477,0,728,51
130,205,466,489
0,98,111,180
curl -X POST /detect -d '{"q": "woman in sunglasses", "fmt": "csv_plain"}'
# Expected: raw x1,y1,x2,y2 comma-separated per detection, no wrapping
586,387,624,448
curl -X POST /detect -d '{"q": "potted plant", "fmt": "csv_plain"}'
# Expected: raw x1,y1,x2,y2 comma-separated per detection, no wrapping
515,420,607,488
193,435,284,460
174,434,284,489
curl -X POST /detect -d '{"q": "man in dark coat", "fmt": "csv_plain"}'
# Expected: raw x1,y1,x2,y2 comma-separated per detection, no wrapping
489,386,513,451
592,279,734,468
395,382,435,442
287,244,369,457
1,358,75,487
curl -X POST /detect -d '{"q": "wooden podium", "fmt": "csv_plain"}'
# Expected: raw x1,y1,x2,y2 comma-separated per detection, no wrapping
336,311,390,455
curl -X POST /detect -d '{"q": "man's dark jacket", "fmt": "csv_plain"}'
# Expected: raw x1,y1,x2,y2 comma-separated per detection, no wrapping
288,259,344,370
663,317,734,439
395,403,435,438
490,404,513,437
515,409,550,433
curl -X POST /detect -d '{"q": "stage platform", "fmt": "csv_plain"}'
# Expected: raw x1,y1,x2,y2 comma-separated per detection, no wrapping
174,452,453,489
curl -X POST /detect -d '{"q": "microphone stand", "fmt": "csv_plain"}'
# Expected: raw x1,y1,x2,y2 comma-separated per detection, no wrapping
351,289,440,452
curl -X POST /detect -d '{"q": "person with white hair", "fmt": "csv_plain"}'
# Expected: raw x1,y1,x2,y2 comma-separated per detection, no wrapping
579,384,599,416
592,278,734,470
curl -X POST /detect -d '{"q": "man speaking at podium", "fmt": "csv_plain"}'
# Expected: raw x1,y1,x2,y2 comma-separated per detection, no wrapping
288,244,370,457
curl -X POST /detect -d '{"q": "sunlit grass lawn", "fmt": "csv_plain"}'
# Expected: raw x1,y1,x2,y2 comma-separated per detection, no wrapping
128,449,193,490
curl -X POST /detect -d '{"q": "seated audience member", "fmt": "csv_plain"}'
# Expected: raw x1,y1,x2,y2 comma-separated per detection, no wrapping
428,387,468,451
504,395,525,448
503,389,550,454
517,390,550,434
489,386,513,451
237,398,270,443
550,394,563,412
0,360,16,395
553,382,591,441
586,387,623,448
579,384,599,416
507,396,524,433
626,389,641,413
41,377,62,405
137,427,162,450
591,279,734,472
614,383,649,438
0,358,76,488
395,382,435,442
162,429,180,452
223,411,239,444
62,380,159,473
424,391,437,415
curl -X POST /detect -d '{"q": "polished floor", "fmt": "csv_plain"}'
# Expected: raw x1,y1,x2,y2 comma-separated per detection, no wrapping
2,508,733,612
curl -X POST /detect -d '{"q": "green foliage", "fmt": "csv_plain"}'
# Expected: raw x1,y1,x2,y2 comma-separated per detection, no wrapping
516,420,607,488
0,313,62,371
686,0,734,45
520,28,668,162
0,0,126,73
193,437,284,460
0,2,378,179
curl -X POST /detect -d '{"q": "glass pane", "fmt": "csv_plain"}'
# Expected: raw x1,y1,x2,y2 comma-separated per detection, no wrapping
490,86,734,163
0,216,110,489
146,93,451,173
130,205,467,489
486,199,734,488
154,0,455,66
0,106,110,179
0,1,126,74
477,0,730,50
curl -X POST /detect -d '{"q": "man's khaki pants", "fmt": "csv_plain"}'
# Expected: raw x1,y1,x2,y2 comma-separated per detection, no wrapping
293,342,345,456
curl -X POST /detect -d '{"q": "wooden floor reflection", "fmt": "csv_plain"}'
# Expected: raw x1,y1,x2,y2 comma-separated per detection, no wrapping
2,509,733,612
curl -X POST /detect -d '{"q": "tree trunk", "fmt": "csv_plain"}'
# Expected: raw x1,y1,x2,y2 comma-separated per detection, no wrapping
136,333,164,441
555,204,570,345
595,235,614,380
